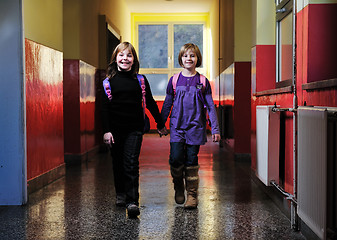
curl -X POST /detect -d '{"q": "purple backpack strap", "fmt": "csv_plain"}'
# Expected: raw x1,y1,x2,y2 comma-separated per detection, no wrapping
103,77,112,101
137,74,146,118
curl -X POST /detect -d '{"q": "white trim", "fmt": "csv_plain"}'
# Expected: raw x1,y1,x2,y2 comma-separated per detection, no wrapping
107,24,120,40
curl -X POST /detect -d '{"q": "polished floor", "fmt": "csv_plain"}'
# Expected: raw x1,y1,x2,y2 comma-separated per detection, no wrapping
0,134,306,240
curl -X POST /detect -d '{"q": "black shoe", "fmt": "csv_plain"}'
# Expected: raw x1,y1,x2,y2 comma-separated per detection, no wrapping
116,194,126,207
127,203,140,217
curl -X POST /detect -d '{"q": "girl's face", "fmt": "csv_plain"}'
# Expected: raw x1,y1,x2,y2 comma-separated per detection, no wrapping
181,49,197,70
116,48,134,72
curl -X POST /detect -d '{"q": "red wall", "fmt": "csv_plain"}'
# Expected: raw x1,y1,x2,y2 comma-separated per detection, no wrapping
63,60,81,154
251,3,337,194
255,45,276,92
25,39,64,180
234,62,251,154
79,61,96,153
305,4,337,84
63,60,97,156
297,4,337,106
251,42,295,193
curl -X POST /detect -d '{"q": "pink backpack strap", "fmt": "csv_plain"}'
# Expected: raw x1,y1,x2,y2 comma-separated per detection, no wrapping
200,74,206,89
172,72,206,88
172,73,180,93
172,72,206,96
172,73,180,97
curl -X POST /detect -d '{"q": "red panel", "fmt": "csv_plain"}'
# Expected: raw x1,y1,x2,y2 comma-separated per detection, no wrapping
63,60,80,154
307,4,337,83
234,62,251,153
255,45,276,92
79,61,96,153
25,39,64,180
95,69,107,145
281,44,293,81
296,7,307,106
297,4,337,107
284,113,294,194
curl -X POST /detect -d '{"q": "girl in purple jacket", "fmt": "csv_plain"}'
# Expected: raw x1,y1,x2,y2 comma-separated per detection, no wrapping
161,43,221,209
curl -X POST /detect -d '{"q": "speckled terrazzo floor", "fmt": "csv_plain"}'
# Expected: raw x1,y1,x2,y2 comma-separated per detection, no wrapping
0,134,306,240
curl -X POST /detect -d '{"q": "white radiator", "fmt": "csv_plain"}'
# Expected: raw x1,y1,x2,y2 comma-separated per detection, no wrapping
256,105,280,186
297,106,328,240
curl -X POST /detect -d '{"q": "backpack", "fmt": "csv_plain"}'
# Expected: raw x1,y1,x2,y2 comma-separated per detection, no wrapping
102,74,150,133
171,72,211,127
136,74,150,133
171,72,206,97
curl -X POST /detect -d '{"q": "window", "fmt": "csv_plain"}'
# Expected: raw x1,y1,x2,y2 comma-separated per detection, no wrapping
136,22,205,99
138,25,168,69
276,0,293,84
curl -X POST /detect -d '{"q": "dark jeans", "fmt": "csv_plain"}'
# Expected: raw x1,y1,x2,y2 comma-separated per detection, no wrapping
110,131,143,206
169,142,200,168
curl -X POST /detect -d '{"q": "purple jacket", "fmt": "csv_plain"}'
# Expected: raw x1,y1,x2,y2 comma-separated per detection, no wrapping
161,72,220,145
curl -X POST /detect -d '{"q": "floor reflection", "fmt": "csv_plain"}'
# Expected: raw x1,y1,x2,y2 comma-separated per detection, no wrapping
0,134,306,240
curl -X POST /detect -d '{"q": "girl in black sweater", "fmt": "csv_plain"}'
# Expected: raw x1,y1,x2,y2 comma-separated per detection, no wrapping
101,42,167,217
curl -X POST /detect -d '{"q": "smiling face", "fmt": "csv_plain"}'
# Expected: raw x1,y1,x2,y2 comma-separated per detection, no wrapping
116,48,134,72
181,49,198,71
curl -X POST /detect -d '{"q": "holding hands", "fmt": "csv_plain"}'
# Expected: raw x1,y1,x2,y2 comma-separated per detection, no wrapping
212,134,221,142
157,126,168,137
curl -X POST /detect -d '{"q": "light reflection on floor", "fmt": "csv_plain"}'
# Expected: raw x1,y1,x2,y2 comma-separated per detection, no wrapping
0,134,306,239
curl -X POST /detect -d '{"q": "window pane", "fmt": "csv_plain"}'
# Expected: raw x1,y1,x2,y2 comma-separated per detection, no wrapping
279,14,292,81
138,25,168,68
174,24,203,68
145,74,168,97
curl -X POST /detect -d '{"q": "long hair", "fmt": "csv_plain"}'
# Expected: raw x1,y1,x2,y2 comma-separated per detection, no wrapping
106,42,140,79
178,43,202,68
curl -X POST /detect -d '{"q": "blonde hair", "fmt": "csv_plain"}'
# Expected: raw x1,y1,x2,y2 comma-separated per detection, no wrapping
178,43,202,68
106,42,140,79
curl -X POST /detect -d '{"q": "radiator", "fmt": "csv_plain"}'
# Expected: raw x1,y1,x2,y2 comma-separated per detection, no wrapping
297,106,330,240
256,105,280,186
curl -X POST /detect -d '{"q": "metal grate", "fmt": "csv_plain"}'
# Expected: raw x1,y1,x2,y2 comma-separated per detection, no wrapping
297,107,328,240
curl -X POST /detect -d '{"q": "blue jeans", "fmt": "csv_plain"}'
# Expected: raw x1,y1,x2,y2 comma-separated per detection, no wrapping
169,142,200,168
110,131,143,206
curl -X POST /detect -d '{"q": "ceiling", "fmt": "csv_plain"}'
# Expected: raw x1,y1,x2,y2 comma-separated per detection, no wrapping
124,0,214,13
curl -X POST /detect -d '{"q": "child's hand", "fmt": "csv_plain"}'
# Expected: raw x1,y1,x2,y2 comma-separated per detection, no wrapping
212,134,221,142
103,132,114,147
157,126,168,137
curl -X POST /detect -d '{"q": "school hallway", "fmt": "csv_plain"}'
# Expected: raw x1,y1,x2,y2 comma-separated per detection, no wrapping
0,134,306,240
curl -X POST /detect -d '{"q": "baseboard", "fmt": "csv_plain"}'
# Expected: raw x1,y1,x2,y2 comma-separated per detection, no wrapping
64,145,102,165
27,164,65,194
234,153,251,162
251,170,291,219
299,219,321,240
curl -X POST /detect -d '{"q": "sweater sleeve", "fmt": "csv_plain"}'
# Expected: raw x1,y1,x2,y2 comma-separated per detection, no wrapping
204,78,220,135
161,77,174,124
144,76,165,129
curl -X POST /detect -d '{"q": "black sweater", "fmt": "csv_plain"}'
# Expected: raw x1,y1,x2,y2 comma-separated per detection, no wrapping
101,71,164,134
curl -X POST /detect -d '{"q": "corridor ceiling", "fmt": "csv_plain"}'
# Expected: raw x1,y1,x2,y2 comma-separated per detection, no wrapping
124,0,213,13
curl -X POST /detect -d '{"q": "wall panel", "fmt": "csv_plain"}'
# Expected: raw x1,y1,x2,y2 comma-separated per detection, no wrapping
25,39,64,180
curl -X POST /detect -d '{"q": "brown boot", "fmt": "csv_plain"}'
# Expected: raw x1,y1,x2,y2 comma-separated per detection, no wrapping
170,165,185,204
184,165,199,209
